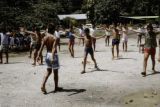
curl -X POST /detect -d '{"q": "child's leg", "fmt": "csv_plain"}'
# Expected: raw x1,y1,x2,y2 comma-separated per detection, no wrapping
93,39,96,51
0,52,3,63
125,41,128,52
32,49,38,65
4,52,8,64
158,40,160,62
158,47,160,62
137,36,140,46
29,44,32,58
151,50,156,72
53,69,62,92
116,44,119,58
105,36,107,46
108,36,110,46
112,45,115,59
82,52,88,74
68,42,72,56
122,42,125,51
82,38,84,46
71,44,74,57
139,36,142,45
41,54,43,64
143,52,150,75
90,53,97,68
41,68,52,93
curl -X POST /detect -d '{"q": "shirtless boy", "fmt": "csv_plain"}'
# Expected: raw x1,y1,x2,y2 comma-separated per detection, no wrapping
75,28,104,74
112,27,120,59
24,27,43,65
37,23,62,94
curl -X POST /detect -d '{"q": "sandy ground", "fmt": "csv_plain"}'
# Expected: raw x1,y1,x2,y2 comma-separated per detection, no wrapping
0,33,160,107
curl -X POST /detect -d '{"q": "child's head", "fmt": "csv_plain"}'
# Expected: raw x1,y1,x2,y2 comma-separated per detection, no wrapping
47,23,56,34
147,24,153,32
84,28,90,36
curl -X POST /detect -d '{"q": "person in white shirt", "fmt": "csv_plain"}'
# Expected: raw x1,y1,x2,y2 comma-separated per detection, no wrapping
54,28,61,51
89,27,96,51
121,25,128,52
78,26,84,46
104,24,112,46
0,27,10,64
137,26,145,46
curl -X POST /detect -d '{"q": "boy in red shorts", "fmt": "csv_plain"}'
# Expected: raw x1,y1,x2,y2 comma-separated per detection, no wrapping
142,24,159,76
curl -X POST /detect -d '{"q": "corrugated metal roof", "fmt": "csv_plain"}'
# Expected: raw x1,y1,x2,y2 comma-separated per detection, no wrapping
58,14,87,20
120,16,159,20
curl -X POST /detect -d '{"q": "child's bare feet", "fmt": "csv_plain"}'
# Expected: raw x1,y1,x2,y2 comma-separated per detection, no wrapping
81,70,85,74
54,87,63,93
32,63,36,66
152,69,158,73
141,72,146,77
41,87,47,94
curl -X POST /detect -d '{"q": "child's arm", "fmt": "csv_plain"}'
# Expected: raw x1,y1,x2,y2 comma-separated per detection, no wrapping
23,27,36,35
25,30,36,35
155,29,160,35
73,34,84,39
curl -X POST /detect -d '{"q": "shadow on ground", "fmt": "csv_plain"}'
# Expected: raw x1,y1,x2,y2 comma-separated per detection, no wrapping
145,72,160,77
47,88,86,96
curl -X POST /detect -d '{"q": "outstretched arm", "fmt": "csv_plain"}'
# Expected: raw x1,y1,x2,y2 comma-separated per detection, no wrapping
155,29,160,35
37,37,45,60
73,34,84,39
25,30,36,35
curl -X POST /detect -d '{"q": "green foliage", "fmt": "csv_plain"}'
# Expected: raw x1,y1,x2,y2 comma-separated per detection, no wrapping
85,0,160,24
0,0,160,28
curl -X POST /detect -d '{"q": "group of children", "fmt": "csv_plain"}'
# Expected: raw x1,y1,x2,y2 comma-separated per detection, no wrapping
1,22,160,94
65,23,160,77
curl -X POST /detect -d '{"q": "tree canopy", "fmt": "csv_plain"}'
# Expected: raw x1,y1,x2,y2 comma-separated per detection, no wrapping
0,0,160,28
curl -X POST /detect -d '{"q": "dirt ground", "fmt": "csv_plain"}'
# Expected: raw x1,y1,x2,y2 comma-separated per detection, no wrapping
0,33,160,107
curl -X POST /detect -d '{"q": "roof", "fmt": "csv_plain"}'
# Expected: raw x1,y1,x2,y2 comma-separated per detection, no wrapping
58,14,87,20
120,16,159,20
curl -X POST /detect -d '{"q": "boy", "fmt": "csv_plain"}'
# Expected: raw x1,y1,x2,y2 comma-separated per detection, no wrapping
24,27,43,65
112,27,120,59
37,23,62,94
142,24,159,76
0,27,10,64
75,28,104,74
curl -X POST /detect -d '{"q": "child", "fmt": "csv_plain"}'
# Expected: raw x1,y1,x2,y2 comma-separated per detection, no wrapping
112,27,120,59
142,24,160,76
104,24,111,46
75,28,105,74
121,25,128,52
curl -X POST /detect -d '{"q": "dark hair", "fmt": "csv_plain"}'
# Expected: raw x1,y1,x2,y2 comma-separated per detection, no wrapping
147,24,153,30
35,27,40,32
47,23,56,34
84,28,90,34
